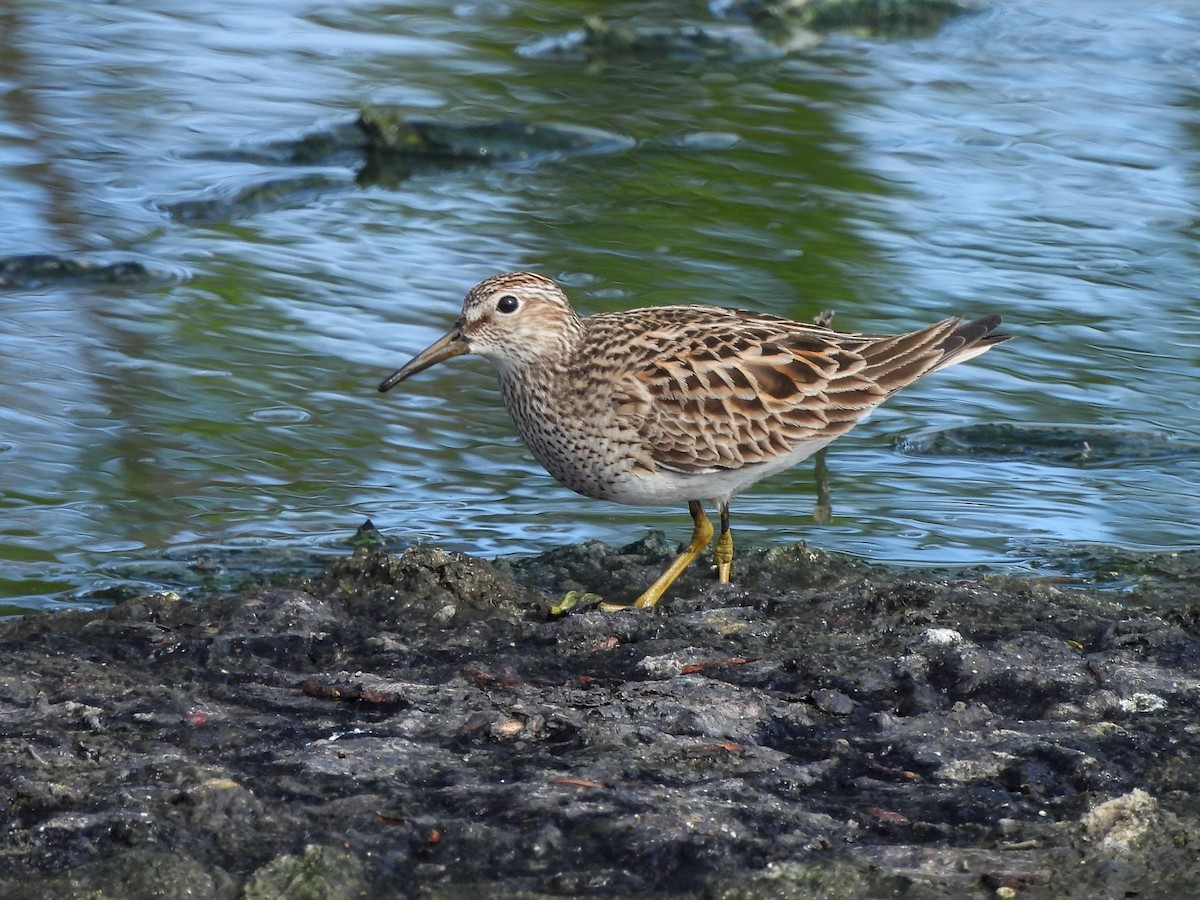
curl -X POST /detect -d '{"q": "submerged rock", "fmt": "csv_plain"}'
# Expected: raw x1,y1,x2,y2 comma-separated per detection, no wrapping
896,422,1200,465
0,254,161,290
1025,544,1200,591
189,106,632,169
521,0,979,65
1,538,1198,896
716,0,980,38
167,107,633,220
165,173,345,224
520,16,821,63
357,105,632,161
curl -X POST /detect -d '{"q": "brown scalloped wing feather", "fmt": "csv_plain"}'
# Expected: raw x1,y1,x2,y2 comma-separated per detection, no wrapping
588,308,1003,473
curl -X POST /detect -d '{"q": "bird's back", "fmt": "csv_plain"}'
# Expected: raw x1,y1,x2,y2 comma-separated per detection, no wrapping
500,303,1008,505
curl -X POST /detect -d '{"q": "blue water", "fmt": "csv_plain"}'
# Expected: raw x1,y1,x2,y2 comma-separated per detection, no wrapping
2,0,1199,612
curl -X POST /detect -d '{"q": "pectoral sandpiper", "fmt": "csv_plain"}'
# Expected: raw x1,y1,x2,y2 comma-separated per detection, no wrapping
379,272,1009,609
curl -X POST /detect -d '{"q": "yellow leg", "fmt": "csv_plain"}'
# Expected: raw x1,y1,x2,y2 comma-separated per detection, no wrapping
714,501,733,583
628,501,714,609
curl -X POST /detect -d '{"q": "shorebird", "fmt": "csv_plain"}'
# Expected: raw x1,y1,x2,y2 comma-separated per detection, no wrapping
379,272,1009,609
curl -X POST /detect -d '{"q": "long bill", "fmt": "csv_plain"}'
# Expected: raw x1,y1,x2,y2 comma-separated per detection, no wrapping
378,325,469,392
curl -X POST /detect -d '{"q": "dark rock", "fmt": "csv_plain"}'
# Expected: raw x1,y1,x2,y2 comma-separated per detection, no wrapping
0,541,1198,896
242,844,368,899
357,105,631,162
896,422,1200,466
170,109,634,219
811,687,855,715
0,254,162,290
521,0,981,65
718,0,980,39
0,848,236,900
519,17,821,64
164,173,344,224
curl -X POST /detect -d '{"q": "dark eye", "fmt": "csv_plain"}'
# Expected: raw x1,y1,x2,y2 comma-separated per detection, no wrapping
496,294,520,314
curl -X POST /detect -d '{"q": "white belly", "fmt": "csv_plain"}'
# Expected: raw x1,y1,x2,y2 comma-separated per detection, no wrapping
599,436,838,507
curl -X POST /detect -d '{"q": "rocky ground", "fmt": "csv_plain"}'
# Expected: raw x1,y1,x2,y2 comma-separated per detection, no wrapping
1,536,1197,898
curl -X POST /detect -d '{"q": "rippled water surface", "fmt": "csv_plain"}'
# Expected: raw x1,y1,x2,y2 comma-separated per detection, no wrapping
2,0,1199,612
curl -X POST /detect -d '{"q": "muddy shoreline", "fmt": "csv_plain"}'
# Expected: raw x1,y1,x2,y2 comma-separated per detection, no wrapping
1,537,1197,898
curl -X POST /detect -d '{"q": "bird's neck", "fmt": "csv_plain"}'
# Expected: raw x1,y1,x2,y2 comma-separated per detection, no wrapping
491,321,585,380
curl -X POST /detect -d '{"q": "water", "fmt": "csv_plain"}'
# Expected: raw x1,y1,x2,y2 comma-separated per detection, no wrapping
2,0,1199,613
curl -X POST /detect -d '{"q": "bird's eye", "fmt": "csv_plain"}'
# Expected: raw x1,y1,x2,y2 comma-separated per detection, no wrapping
496,294,520,314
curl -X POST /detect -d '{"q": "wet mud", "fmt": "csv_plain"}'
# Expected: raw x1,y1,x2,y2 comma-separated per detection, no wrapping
1,537,1198,898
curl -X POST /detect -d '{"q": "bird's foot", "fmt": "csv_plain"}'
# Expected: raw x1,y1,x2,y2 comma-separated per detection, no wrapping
549,590,605,617
550,589,654,617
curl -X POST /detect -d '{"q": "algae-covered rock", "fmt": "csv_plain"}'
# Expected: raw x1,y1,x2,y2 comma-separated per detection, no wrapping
165,173,344,224
896,422,1200,465
1082,789,1161,856
358,104,631,161
716,0,980,38
1025,544,1200,591
0,848,235,900
194,107,631,168
0,253,159,289
520,16,821,63
707,858,879,899
170,109,634,219
243,844,368,900
523,0,979,64
326,545,543,624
